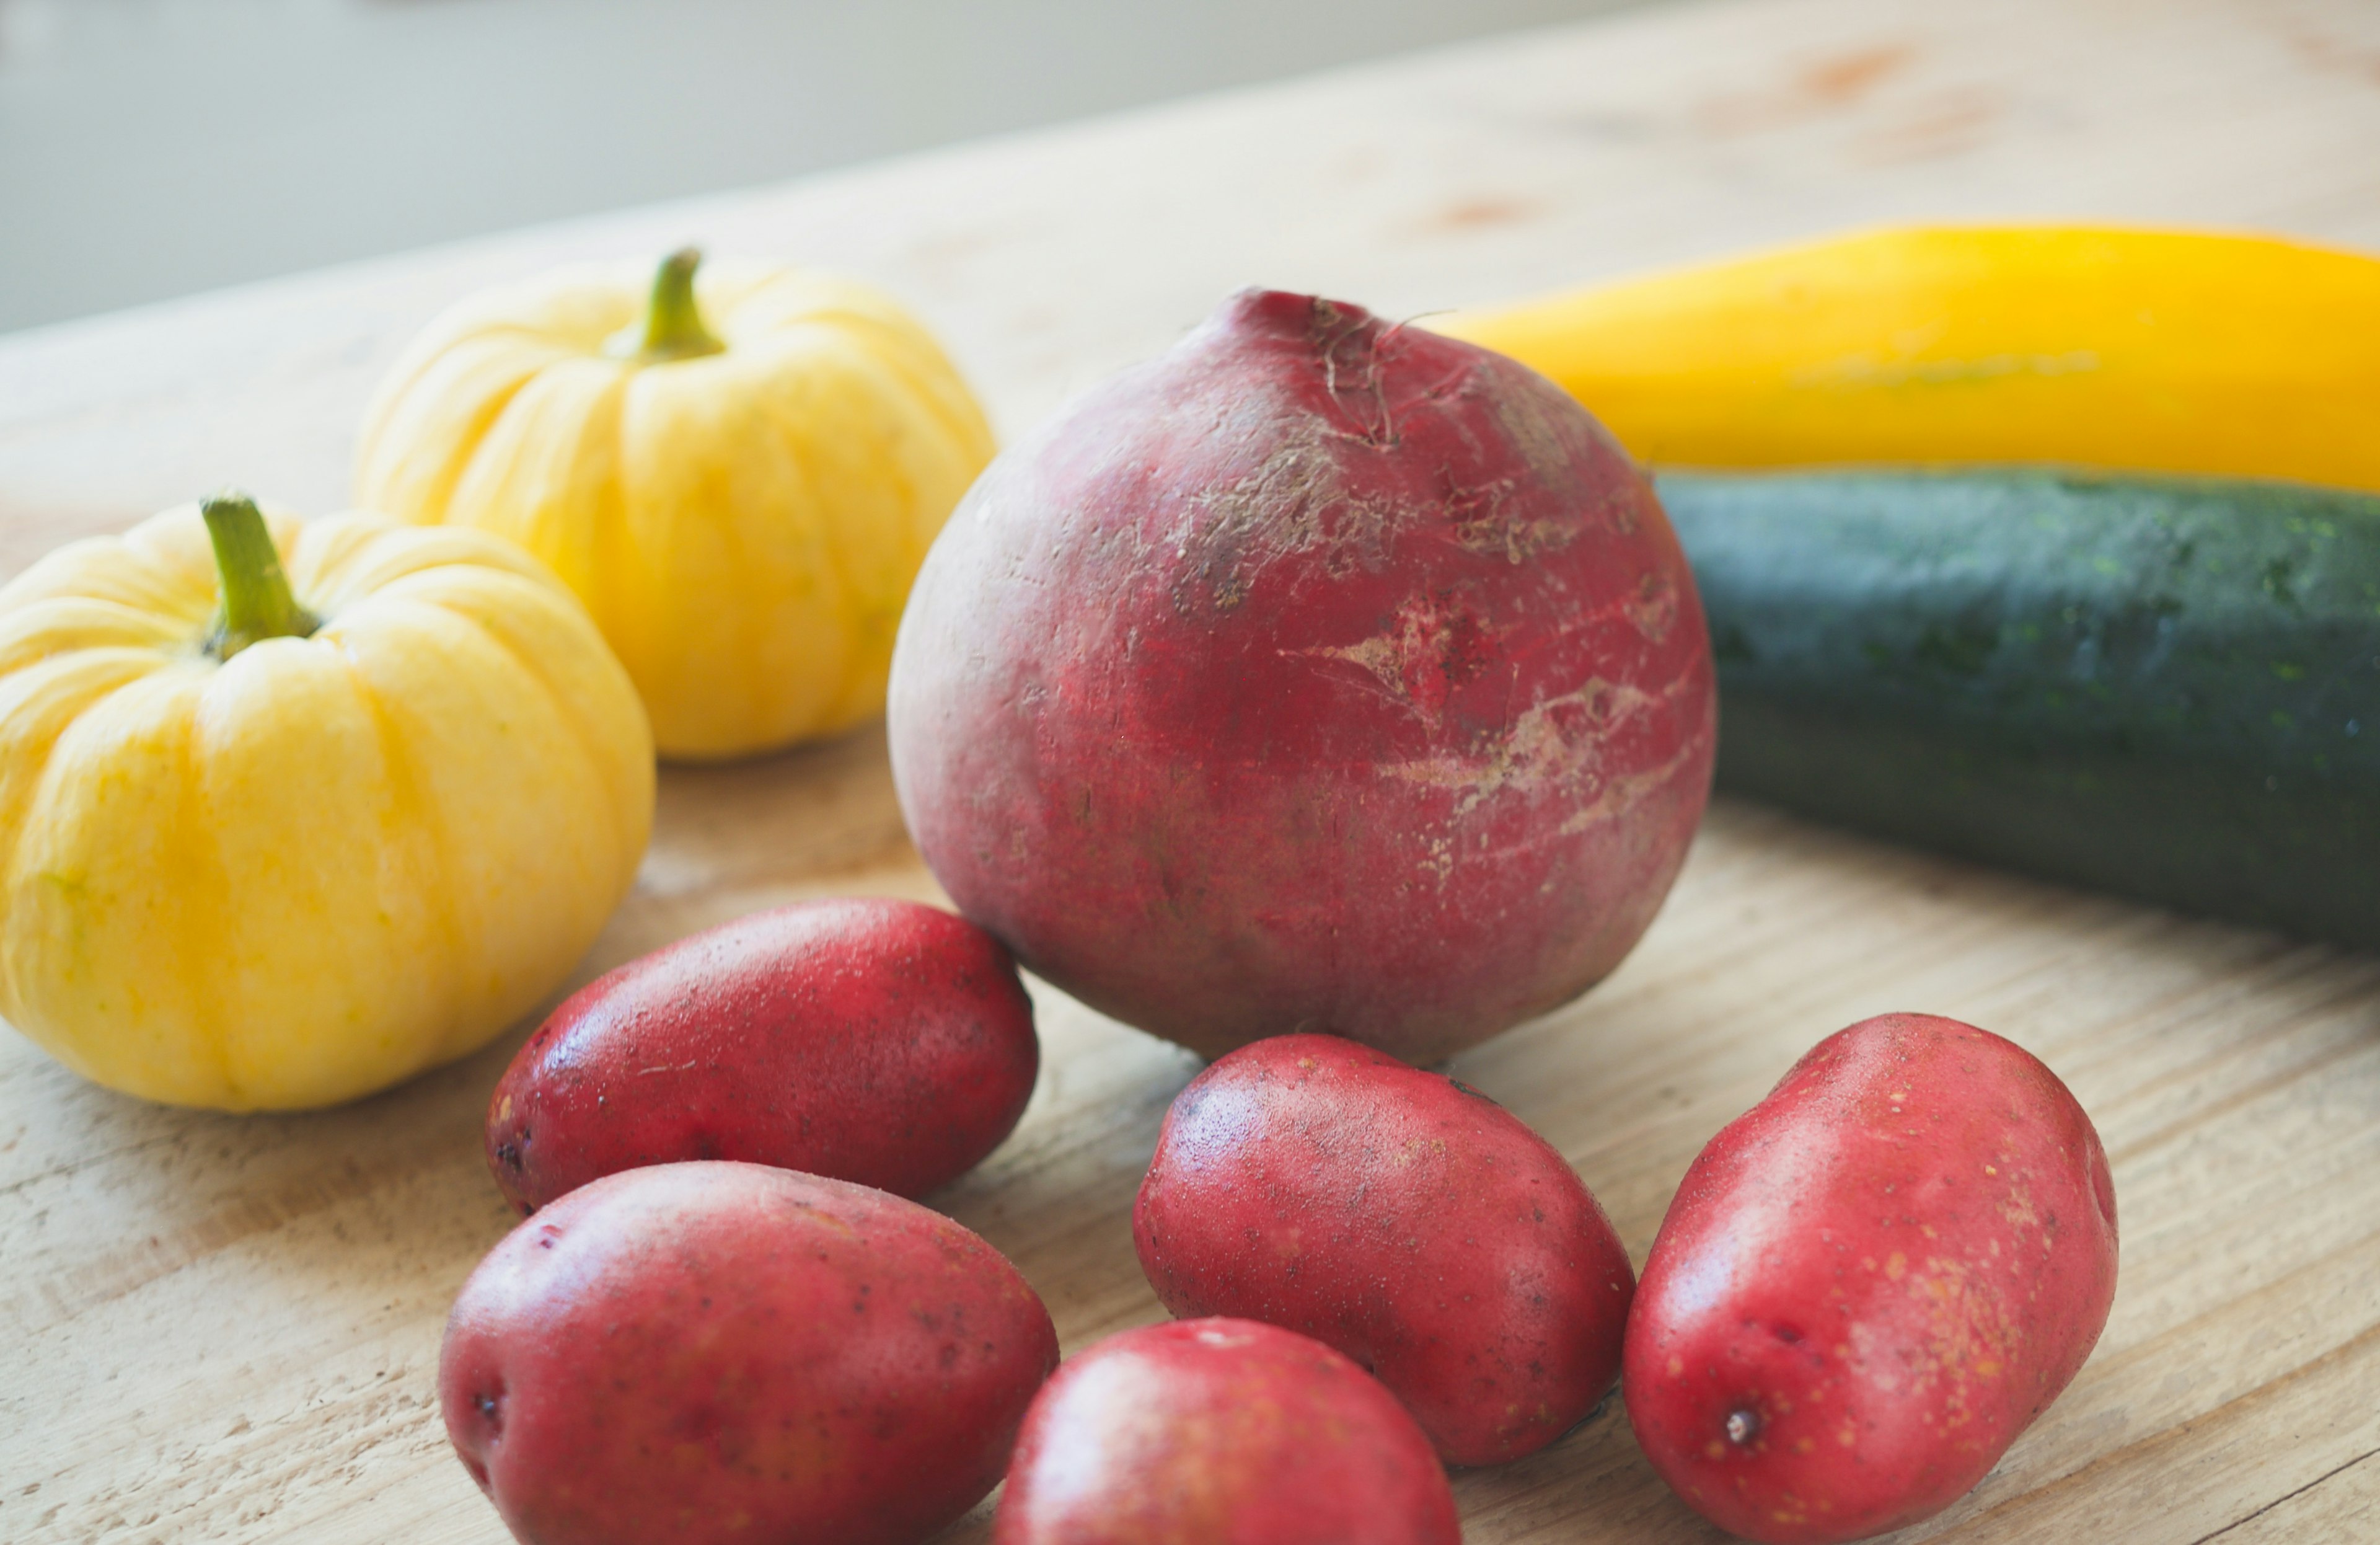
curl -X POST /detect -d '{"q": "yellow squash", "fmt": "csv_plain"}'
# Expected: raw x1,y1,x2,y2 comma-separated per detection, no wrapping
0,495,653,1110
355,249,997,760
1433,225,2380,493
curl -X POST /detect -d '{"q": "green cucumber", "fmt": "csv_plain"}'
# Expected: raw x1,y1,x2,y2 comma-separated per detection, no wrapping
1655,469,2380,950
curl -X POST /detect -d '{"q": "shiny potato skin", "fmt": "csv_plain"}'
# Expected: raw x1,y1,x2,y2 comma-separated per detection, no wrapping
1134,1033,1634,1464
487,898,1038,1213
1624,1014,2119,1543
994,1317,1460,1545
440,1161,1059,1545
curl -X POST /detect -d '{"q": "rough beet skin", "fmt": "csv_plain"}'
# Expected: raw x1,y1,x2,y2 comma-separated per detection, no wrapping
887,288,1715,1063
994,1317,1460,1545
441,1162,1059,1545
485,898,1038,1213
1134,1034,1633,1465
1624,1014,2120,1543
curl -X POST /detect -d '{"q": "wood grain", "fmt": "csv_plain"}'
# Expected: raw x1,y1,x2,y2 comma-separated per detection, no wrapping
4,0,2379,1540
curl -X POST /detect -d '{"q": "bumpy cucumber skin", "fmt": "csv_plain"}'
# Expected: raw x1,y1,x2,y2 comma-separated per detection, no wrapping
1658,469,2380,950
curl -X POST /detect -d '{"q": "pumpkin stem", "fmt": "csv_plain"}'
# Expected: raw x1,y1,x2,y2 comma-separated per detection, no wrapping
624,247,725,363
203,490,318,660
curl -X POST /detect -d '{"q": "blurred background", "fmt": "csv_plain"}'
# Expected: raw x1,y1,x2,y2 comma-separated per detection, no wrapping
0,0,1653,335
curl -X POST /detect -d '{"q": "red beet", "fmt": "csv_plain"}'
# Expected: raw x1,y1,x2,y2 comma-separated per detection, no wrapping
1134,1033,1633,1465
1624,1014,2120,1543
994,1317,1460,1545
486,898,1038,1213
887,288,1714,1063
441,1162,1058,1545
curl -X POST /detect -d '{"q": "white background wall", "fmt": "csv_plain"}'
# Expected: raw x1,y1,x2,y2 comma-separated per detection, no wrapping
0,0,1649,335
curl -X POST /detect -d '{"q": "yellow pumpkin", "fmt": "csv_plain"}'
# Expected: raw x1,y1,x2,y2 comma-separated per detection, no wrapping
0,494,653,1110
1434,224,2380,493
354,249,997,760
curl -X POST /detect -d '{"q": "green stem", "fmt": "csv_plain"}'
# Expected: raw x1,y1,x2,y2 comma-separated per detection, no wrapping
202,490,317,660
617,247,725,363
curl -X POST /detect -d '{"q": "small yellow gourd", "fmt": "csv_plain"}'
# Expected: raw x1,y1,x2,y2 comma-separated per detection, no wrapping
355,249,997,759
1433,224,2380,494
0,494,653,1110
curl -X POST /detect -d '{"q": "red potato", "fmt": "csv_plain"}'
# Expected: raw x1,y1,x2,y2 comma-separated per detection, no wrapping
1134,1033,1634,1465
441,1161,1059,1545
485,898,1037,1214
887,288,1715,1065
994,1317,1460,1545
1624,1013,2120,1544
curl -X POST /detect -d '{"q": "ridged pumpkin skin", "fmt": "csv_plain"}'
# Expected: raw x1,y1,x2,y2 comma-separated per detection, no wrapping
355,257,996,759
1435,225,2380,494
0,506,654,1110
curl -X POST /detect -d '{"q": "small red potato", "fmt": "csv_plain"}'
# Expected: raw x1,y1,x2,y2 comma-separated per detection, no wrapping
1624,1013,2120,1544
994,1317,1460,1545
486,898,1038,1213
1133,1033,1634,1465
441,1161,1059,1545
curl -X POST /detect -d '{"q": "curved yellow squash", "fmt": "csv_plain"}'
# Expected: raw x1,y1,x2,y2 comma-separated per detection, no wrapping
0,502,654,1110
1433,225,2380,493
355,251,997,760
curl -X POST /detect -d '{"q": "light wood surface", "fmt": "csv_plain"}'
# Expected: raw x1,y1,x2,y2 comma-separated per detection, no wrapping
6,0,2380,1539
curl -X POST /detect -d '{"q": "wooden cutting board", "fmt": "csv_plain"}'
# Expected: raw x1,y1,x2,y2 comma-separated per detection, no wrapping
5,0,2379,1539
